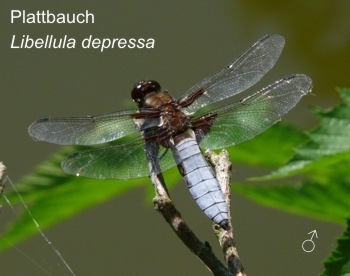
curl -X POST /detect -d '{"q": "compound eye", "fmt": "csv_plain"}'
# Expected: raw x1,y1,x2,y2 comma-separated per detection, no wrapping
131,80,161,105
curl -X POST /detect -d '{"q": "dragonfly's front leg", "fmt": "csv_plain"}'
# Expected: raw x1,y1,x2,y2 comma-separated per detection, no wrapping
144,141,169,196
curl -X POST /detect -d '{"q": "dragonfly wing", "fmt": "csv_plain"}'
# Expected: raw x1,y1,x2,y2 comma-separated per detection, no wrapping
62,139,149,179
199,74,312,150
28,110,141,145
181,34,285,114
62,139,177,179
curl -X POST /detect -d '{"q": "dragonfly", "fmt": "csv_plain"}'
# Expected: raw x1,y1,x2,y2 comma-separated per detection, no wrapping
28,34,312,229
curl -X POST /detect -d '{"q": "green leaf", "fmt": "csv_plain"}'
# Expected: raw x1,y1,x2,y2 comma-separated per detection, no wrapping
227,123,306,167
232,178,350,224
262,88,350,180
0,147,179,252
322,218,350,275
232,88,350,224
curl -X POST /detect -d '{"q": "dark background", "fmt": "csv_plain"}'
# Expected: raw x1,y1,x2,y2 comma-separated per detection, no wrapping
1,1,349,275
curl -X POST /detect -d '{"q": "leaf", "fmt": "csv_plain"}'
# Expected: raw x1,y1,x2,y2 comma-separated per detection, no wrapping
232,177,350,224
322,218,350,275
232,88,350,224
0,147,180,252
262,88,350,180
227,123,306,167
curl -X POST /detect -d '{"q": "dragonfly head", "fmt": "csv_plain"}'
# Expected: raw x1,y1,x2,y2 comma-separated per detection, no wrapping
131,80,161,107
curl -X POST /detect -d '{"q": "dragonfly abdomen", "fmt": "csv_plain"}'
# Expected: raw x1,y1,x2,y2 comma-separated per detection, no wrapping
173,136,229,228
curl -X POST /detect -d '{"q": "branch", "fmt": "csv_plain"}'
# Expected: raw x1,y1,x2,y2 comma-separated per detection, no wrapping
0,162,7,196
206,150,245,276
152,172,231,275
147,142,244,275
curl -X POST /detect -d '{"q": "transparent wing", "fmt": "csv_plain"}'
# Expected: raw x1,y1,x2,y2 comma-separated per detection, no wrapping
62,139,177,179
199,74,313,150
180,34,285,114
28,109,143,145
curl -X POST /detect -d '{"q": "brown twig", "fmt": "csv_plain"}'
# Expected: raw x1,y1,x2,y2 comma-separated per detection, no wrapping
147,142,245,275
152,173,232,275
145,143,231,275
206,150,245,276
0,162,7,196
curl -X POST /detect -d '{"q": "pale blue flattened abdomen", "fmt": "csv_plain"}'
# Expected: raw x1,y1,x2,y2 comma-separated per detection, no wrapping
173,137,229,228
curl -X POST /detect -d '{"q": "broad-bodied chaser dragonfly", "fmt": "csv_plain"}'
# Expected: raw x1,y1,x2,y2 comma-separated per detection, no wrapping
28,34,312,229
